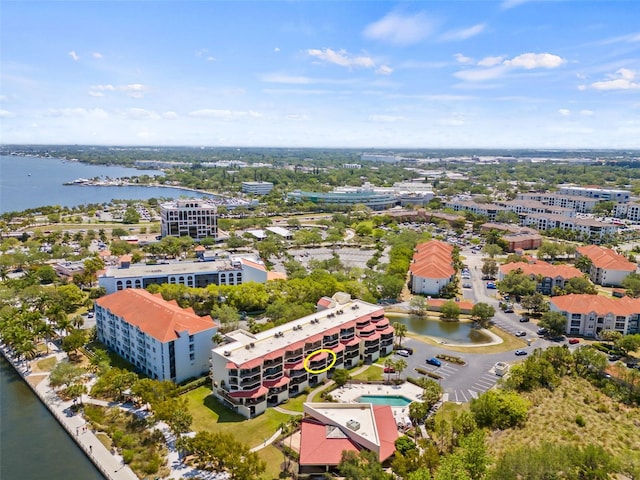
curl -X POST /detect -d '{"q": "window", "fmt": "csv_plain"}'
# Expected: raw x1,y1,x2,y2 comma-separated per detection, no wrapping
189,353,195,361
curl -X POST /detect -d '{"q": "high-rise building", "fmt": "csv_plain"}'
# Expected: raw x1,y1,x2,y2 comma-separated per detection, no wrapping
160,199,218,239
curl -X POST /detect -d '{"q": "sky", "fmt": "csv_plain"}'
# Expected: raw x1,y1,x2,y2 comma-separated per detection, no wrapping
1,1,640,149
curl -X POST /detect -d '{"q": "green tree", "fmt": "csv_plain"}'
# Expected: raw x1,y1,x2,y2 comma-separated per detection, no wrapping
61,328,87,358
470,389,530,429
36,265,57,284
622,272,640,298
520,292,548,315
564,276,597,294
575,255,593,273
393,322,408,347
338,450,392,480
409,295,428,316
459,429,490,480
539,310,567,337
470,303,495,328
482,243,503,258
497,269,537,299
616,333,640,355
49,360,85,388
122,207,141,224
481,258,498,278
332,368,351,387
440,300,461,322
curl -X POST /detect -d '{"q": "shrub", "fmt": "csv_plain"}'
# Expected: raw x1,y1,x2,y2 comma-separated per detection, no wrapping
575,414,586,427
436,354,466,365
415,367,443,379
122,449,135,464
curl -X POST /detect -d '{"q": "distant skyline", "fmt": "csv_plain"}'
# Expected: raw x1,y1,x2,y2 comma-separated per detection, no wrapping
1,1,639,149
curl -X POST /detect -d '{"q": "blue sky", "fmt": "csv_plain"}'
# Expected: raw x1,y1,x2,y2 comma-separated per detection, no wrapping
1,1,639,148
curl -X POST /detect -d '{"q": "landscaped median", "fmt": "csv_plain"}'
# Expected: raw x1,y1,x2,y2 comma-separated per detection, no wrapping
435,354,466,365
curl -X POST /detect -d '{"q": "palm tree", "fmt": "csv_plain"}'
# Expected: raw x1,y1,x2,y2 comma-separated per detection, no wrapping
394,359,407,382
393,322,408,348
71,315,84,330
384,358,395,383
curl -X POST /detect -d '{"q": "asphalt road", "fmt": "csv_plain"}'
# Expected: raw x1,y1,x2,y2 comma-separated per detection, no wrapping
394,248,582,402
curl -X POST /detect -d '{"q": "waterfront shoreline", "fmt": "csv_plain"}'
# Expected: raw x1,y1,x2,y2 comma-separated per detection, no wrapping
0,344,138,480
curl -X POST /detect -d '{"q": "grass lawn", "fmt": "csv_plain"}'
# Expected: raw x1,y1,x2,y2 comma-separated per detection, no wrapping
280,392,309,412
488,376,640,459
257,445,287,480
35,356,57,371
351,365,384,382
184,386,292,448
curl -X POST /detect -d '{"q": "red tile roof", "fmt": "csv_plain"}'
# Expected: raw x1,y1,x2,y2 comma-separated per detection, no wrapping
551,293,640,316
299,419,360,466
229,386,268,399
410,240,455,279
373,405,399,461
267,271,287,281
263,376,290,388
240,257,267,271
95,289,216,343
499,261,583,280
577,245,636,272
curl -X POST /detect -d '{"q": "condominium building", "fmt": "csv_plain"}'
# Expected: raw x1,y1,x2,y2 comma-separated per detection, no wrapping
443,200,510,222
95,289,218,382
241,181,274,195
498,261,584,295
522,213,618,240
614,202,640,221
557,185,630,203
210,293,394,418
575,245,637,286
497,199,575,218
409,240,455,295
98,255,268,294
160,199,218,240
550,294,640,337
516,193,598,213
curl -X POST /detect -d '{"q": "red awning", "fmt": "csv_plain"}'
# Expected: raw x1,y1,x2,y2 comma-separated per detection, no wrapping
332,343,345,353
378,326,395,335
343,337,361,347
239,357,263,369
308,350,329,362
263,376,290,388
264,350,284,361
287,361,305,371
229,386,268,399
225,361,239,369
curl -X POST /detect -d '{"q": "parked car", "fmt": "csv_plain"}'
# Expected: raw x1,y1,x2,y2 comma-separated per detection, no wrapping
426,357,442,367
568,338,580,344
463,283,472,289
504,307,514,313
515,350,528,356
396,350,410,357
87,312,94,318
404,347,414,355
519,317,530,323
608,354,621,361
383,367,395,373
486,282,497,289
515,331,526,337
537,327,548,335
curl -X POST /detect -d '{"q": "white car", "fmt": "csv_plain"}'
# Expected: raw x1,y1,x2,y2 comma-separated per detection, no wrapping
396,350,410,357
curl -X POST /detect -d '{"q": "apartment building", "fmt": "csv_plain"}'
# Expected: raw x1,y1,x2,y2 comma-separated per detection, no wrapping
409,240,456,295
522,213,618,240
575,245,637,286
516,193,598,213
614,203,640,221
98,255,268,294
95,289,217,382
443,200,509,222
210,293,394,418
498,261,584,295
160,199,218,240
557,185,630,203
550,294,640,337
497,199,575,218
241,181,274,195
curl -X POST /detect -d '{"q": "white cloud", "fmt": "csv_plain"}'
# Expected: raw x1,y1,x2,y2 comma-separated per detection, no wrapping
454,53,473,64
478,56,504,67
163,111,178,119
0,109,15,118
307,48,375,69
188,109,263,120
455,52,565,82
454,65,508,82
558,109,571,116
92,52,103,59
88,84,148,98
44,108,108,119
285,114,308,121
261,73,312,84
207,56,216,62
125,108,160,120
504,53,566,69
369,114,404,123
274,47,280,52
501,0,532,9
376,65,393,75
363,11,436,46
68,51,79,61
591,68,640,91
580,110,595,116
440,23,486,41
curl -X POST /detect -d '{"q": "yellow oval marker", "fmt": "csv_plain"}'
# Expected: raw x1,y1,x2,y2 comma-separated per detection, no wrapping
303,349,337,374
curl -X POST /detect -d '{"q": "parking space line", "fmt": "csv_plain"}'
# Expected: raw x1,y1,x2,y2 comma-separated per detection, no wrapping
468,390,478,399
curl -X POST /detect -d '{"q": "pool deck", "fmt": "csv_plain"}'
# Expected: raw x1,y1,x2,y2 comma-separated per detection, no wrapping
331,382,424,424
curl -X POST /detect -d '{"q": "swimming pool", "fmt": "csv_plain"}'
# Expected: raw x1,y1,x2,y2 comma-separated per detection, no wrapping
357,394,413,407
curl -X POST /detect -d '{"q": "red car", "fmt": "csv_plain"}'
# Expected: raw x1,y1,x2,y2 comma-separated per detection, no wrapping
384,367,396,373
568,338,580,344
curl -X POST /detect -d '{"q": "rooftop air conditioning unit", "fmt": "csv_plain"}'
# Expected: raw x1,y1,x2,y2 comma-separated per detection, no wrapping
245,345,251,350
250,342,255,348
346,420,361,431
